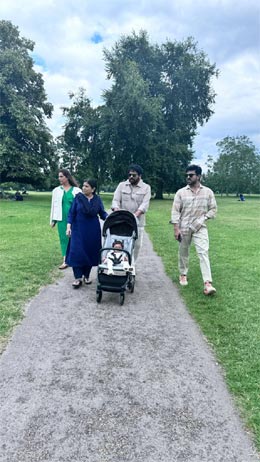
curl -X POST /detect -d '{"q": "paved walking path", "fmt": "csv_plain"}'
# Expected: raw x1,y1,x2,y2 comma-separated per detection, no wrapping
0,233,258,462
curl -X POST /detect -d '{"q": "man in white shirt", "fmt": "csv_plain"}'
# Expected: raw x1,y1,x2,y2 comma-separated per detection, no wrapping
112,164,151,260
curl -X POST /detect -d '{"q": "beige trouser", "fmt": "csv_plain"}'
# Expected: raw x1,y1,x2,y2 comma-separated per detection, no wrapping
134,226,144,261
179,227,212,282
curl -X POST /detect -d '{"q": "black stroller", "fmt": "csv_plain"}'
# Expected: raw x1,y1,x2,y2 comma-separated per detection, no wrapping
96,210,138,305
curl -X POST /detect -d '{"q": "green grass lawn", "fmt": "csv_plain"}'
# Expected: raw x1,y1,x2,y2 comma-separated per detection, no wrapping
146,195,260,448
0,192,259,449
0,193,62,344
0,192,113,346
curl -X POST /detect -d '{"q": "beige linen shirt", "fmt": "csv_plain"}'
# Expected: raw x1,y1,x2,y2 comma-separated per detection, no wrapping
171,184,217,234
112,179,151,226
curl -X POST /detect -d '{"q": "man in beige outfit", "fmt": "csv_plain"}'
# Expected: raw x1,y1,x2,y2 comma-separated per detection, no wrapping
171,164,217,295
112,164,151,263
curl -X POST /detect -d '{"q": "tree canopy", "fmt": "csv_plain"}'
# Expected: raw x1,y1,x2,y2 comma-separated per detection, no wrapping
59,89,111,188
1,26,220,194
204,136,260,194
61,31,218,196
0,20,54,185
102,31,218,197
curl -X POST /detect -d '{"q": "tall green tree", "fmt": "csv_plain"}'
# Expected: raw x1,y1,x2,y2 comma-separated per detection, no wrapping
205,136,260,194
103,31,218,197
0,21,54,184
60,89,110,187
103,60,163,183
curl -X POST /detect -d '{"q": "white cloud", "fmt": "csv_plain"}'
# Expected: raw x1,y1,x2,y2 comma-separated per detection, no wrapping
0,0,259,163
193,48,260,164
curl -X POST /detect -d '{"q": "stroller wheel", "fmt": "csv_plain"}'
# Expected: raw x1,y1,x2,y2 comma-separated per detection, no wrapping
130,275,135,293
127,275,135,293
96,291,102,303
119,293,125,306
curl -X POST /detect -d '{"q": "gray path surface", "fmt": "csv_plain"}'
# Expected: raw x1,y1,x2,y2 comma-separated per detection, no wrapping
0,233,258,462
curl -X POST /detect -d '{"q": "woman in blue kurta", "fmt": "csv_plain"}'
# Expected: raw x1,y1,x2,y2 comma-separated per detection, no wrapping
66,179,108,288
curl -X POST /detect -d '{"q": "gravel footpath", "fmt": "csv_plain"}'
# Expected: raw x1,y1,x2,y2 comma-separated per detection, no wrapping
0,232,258,462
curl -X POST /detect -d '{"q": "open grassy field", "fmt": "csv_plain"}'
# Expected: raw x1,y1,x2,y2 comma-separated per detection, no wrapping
0,193,62,343
146,195,260,448
0,192,259,448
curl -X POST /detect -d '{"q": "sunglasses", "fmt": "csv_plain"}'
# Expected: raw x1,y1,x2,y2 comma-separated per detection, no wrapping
128,173,138,178
186,173,196,178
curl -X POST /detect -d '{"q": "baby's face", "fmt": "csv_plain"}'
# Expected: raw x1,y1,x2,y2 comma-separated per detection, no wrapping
113,244,123,250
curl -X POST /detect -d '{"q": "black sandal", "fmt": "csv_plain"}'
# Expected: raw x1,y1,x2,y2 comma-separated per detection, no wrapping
72,279,82,289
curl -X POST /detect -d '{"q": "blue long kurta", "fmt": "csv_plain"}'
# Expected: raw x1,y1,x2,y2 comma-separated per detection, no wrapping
66,193,108,268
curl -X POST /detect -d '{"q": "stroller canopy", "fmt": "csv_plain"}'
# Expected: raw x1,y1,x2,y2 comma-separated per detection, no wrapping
102,210,138,239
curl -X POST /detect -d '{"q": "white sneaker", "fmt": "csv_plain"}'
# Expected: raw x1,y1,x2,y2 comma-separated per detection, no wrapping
203,281,216,295
179,275,188,286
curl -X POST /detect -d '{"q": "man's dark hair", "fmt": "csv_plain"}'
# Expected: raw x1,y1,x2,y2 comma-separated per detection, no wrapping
186,164,202,176
128,164,143,176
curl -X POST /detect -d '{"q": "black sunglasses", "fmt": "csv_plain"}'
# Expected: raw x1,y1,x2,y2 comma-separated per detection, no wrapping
186,173,196,178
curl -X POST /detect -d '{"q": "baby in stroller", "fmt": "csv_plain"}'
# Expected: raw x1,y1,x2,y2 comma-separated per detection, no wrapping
103,239,130,275
96,210,138,304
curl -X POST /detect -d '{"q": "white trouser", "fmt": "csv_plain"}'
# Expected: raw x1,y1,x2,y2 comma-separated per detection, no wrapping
179,227,212,283
134,226,144,261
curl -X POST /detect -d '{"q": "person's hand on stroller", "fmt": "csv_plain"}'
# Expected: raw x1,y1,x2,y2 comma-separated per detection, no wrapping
134,209,143,218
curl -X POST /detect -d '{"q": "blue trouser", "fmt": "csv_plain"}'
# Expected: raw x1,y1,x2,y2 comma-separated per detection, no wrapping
73,265,92,279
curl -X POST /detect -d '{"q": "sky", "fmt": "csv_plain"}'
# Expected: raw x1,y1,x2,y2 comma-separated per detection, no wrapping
1,0,259,170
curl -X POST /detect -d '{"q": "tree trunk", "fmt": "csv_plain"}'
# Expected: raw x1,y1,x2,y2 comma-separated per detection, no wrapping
154,181,164,199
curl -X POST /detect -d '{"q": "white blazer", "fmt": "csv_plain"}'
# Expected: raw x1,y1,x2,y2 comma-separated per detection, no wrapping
50,186,81,224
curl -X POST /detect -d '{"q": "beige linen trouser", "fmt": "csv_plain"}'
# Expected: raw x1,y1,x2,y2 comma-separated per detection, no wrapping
179,227,213,283
133,226,144,261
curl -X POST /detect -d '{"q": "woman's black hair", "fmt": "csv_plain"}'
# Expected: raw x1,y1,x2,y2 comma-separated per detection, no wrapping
83,178,97,194
59,168,79,187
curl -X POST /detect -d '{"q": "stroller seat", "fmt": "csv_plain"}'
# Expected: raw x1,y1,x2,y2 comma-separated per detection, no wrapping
99,233,134,273
97,210,138,305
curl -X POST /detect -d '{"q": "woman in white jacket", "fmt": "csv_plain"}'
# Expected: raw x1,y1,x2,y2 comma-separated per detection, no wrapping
50,169,81,269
